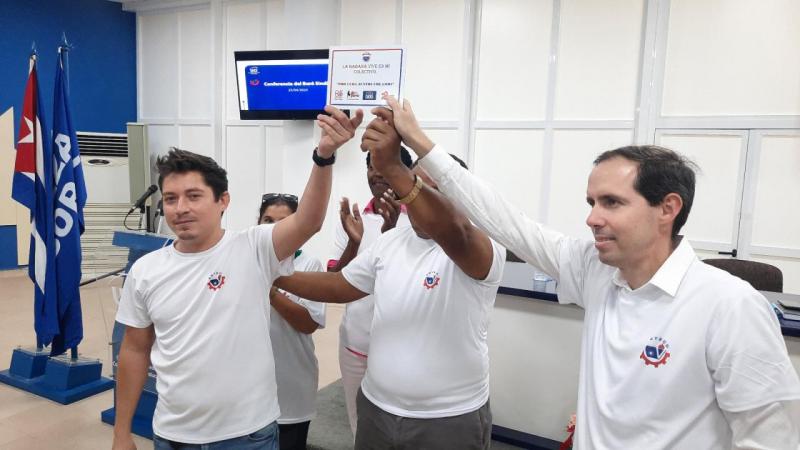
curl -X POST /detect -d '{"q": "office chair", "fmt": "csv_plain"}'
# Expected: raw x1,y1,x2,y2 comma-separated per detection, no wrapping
703,258,783,293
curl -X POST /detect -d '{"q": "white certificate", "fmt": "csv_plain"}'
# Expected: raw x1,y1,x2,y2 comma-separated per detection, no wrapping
327,46,406,108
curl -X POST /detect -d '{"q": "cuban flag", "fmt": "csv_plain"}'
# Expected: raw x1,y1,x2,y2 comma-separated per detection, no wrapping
50,48,88,356
12,53,60,351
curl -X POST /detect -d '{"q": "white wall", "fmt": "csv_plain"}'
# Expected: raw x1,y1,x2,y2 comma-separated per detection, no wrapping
132,0,800,441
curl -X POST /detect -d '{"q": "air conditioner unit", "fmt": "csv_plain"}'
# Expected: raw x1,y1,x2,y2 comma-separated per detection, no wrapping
79,132,130,203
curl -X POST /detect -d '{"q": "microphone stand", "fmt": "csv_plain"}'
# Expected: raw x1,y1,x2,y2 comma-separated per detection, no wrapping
137,204,145,232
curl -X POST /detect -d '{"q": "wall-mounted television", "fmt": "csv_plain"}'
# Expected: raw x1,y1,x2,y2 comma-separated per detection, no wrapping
234,49,332,120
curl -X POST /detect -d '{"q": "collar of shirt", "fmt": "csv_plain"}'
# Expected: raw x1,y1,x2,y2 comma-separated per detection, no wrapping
363,197,408,215
611,237,697,297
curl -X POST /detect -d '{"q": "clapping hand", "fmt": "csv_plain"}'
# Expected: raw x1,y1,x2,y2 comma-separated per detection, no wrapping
340,197,364,244
378,191,401,233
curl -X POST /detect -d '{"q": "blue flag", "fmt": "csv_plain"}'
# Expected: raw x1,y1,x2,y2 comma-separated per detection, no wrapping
50,48,88,356
12,54,60,350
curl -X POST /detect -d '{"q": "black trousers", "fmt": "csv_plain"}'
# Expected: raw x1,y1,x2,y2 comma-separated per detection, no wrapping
278,421,311,450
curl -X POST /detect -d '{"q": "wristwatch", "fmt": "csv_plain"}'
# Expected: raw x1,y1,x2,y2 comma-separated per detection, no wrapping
312,147,336,166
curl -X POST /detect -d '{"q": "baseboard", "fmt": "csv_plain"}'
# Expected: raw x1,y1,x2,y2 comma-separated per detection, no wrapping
491,424,562,450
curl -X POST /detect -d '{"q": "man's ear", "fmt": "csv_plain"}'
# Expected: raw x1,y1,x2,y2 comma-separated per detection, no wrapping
660,193,683,227
219,191,231,211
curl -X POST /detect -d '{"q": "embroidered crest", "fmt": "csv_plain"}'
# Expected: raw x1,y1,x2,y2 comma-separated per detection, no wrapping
207,272,226,291
640,336,670,368
422,271,441,290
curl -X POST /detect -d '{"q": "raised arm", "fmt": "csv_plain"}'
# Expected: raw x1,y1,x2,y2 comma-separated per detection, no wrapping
383,95,563,277
274,271,368,304
273,106,364,261
361,109,494,280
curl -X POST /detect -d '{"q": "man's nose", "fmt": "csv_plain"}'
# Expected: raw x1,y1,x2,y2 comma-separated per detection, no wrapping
175,196,190,213
586,206,604,229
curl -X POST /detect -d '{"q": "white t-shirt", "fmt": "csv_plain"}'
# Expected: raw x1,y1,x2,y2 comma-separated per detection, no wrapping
270,251,326,424
420,145,800,449
342,226,506,418
331,200,410,355
116,225,293,444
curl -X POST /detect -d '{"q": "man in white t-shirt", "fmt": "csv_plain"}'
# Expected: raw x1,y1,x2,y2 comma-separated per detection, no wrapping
258,193,326,450
275,118,505,449
111,106,362,450
326,148,413,437
380,94,800,449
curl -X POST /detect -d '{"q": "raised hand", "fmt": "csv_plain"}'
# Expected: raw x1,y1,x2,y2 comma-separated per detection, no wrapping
317,106,365,157
340,197,364,244
381,95,434,157
378,190,401,233
360,108,404,176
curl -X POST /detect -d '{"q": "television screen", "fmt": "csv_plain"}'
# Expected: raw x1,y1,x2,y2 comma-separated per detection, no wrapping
235,49,333,120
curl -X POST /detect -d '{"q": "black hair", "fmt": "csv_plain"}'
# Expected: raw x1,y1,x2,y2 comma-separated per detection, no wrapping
258,195,298,221
366,146,414,169
594,145,697,237
156,147,228,200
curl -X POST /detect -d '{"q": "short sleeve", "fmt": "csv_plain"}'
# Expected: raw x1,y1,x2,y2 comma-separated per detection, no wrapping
251,224,295,284
707,290,800,412
341,242,379,296
477,239,507,286
115,264,152,328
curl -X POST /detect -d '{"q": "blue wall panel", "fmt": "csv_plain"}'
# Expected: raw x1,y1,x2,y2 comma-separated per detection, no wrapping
0,0,136,136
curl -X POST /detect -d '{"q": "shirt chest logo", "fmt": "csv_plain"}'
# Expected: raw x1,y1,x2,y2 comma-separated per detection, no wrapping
422,271,441,290
207,271,226,291
640,336,670,368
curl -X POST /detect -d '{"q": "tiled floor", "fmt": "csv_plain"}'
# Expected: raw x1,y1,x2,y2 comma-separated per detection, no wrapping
0,269,345,449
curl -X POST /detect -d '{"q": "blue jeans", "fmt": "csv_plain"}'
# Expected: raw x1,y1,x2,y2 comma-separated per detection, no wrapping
153,421,279,450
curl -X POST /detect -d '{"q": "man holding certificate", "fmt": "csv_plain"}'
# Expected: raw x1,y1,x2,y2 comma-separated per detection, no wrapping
275,112,505,450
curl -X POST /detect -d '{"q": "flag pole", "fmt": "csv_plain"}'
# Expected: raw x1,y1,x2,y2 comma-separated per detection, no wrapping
30,45,43,355
59,36,80,362
60,33,72,95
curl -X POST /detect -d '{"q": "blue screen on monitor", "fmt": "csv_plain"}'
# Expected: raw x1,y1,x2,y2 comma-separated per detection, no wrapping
244,64,328,110
235,49,335,120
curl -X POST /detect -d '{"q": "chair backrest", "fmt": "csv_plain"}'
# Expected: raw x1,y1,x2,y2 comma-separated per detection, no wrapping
703,258,783,293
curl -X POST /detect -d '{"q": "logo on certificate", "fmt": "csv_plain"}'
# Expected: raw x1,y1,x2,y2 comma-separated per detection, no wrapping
335,90,344,100
248,66,259,75
347,90,360,100
363,91,377,100
249,79,260,86
362,52,371,62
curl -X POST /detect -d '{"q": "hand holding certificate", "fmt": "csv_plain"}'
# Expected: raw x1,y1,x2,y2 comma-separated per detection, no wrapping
326,46,406,108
